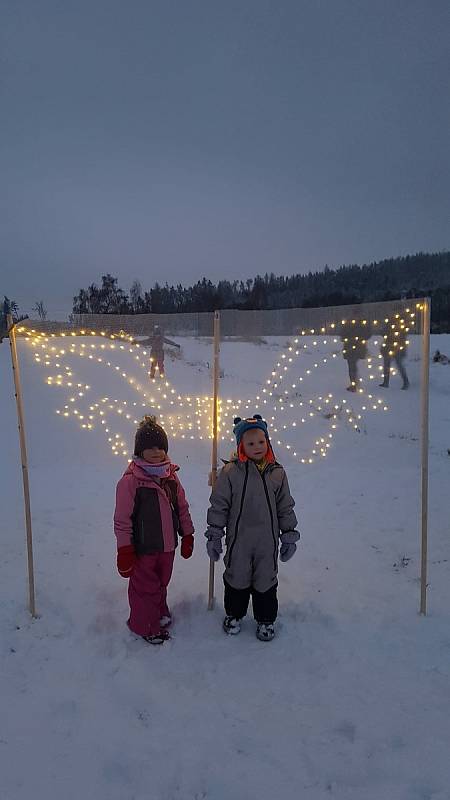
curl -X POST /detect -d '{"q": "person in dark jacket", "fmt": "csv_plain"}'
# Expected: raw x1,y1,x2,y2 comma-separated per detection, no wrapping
379,321,410,389
114,416,194,644
205,414,300,642
341,320,370,392
140,325,180,379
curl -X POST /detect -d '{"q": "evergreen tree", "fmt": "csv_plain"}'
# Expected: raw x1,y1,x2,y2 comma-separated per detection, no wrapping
71,251,450,330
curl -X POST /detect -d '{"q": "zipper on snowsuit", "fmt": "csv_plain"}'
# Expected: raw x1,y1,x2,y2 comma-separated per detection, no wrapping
227,461,249,569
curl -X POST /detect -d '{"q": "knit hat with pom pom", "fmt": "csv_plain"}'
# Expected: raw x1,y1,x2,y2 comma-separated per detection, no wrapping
134,415,168,455
232,414,269,446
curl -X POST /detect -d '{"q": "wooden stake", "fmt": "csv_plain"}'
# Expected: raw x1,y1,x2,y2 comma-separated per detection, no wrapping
208,310,220,610
419,299,430,615
7,315,37,617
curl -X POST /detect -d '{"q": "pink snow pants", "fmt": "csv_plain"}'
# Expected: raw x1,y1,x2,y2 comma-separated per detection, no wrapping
128,551,175,636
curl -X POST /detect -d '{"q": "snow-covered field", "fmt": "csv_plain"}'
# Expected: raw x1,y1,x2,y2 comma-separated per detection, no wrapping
1,331,450,800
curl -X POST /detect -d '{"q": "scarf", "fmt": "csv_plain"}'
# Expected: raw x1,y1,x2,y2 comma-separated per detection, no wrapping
133,457,172,479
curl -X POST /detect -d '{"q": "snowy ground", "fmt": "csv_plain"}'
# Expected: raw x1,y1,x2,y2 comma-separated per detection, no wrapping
1,331,450,800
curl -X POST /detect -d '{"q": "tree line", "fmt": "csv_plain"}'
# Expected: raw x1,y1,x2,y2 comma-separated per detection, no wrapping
2,251,450,337
72,251,450,331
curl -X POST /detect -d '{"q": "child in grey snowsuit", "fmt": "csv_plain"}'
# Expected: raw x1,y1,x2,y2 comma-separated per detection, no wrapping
205,414,299,641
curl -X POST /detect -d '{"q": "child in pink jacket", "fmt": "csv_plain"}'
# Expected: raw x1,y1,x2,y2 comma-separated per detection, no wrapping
114,416,194,644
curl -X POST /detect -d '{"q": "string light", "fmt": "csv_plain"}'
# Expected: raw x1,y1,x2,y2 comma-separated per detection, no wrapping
19,308,416,464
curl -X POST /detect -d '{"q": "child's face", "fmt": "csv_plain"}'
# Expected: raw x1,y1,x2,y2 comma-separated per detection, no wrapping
241,428,268,462
141,447,167,463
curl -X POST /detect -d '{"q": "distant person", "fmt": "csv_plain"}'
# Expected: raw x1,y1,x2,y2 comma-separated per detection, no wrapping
379,321,409,389
114,416,194,645
341,319,370,392
432,350,449,364
140,325,180,378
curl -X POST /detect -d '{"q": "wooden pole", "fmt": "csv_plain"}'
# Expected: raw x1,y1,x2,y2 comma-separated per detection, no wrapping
419,298,430,615
208,310,220,610
7,315,37,617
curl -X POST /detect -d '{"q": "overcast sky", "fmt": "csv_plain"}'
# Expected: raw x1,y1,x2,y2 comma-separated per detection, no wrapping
1,0,449,316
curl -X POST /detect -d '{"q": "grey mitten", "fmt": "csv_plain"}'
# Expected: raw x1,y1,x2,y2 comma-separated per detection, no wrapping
205,527,224,562
279,530,300,562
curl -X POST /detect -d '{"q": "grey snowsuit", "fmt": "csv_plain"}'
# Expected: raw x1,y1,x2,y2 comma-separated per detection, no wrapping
207,458,298,593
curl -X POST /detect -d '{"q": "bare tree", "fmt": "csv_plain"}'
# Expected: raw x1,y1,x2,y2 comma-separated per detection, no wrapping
32,301,48,320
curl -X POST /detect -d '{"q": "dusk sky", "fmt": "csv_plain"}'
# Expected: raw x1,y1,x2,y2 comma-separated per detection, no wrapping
1,1,449,316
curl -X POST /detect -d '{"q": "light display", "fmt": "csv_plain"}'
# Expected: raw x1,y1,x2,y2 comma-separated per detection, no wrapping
17,305,420,465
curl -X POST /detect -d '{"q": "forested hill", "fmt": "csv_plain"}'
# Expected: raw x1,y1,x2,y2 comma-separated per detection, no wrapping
71,251,450,331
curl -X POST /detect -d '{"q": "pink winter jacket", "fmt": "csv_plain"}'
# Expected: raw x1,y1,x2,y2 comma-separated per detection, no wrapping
114,460,194,553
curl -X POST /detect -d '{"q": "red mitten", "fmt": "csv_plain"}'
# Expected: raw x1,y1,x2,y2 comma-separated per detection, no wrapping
117,544,136,577
180,534,194,560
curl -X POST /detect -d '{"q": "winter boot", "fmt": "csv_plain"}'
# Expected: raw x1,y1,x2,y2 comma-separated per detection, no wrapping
223,616,241,635
256,623,275,642
142,629,171,645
